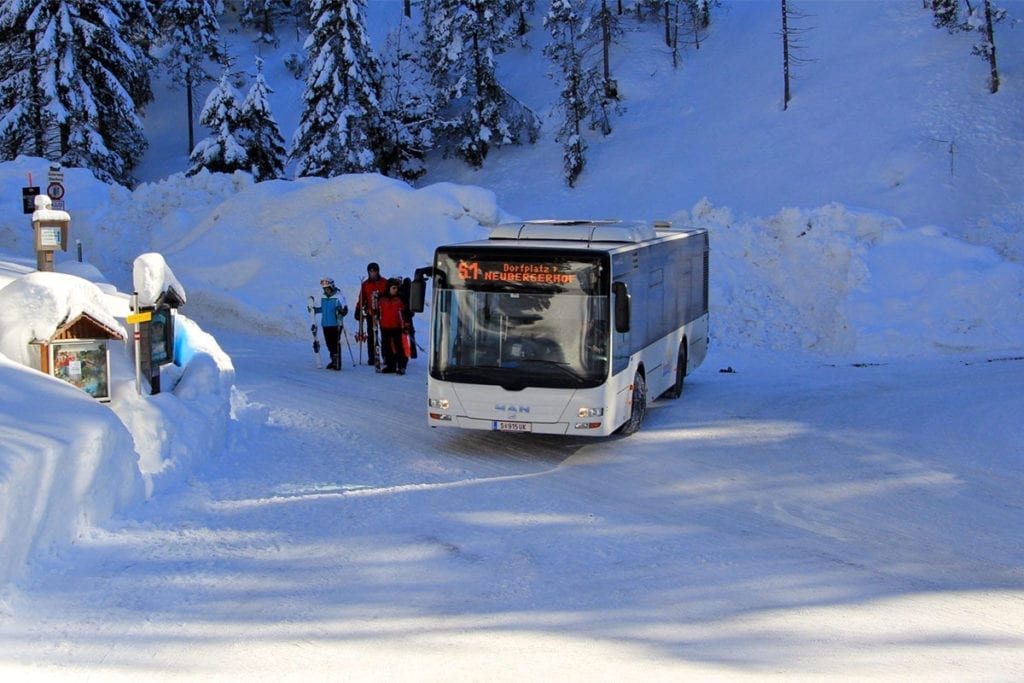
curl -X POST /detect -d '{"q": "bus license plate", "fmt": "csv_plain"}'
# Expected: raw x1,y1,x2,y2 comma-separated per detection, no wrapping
493,420,532,433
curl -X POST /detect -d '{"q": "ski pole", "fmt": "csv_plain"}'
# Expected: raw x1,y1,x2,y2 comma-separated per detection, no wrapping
341,326,357,367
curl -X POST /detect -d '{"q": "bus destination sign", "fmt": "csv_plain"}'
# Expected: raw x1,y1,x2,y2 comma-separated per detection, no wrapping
457,260,577,285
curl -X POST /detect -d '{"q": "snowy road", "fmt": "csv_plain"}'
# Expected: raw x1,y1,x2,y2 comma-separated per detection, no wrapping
3,333,1024,680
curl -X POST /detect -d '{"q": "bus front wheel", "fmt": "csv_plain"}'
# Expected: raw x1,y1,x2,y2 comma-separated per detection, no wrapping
618,371,647,435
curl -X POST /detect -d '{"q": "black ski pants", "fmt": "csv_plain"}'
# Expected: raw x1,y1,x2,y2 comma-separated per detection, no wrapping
380,327,407,371
322,325,341,358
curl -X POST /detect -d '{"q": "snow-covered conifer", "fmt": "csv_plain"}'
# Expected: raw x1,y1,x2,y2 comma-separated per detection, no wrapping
236,57,287,181
965,0,1006,93
545,0,616,186
188,63,248,176
930,0,960,28
240,0,292,44
928,0,1008,94
377,14,435,181
421,0,540,168
157,0,224,153
0,0,155,185
291,0,385,177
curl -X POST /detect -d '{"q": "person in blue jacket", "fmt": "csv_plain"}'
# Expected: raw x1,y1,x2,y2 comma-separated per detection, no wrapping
311,278,349,370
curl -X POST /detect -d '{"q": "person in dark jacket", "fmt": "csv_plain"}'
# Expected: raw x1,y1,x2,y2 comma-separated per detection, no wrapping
355,262,387,366
311,278,348,370
377,277,410,374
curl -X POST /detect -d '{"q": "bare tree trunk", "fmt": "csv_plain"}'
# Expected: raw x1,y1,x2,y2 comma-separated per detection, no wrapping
602,0,616,98
983,0,999,93
186,75,195,154
781,0,791,110
664,1,672,47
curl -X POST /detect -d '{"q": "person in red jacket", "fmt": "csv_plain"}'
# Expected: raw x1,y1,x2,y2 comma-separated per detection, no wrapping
377,277,410,374
355,262,388,366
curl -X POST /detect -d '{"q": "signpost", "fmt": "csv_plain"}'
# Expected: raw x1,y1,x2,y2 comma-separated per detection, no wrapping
47,164,65,211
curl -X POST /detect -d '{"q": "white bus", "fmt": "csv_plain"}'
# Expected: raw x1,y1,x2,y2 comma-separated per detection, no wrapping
410,220,709,436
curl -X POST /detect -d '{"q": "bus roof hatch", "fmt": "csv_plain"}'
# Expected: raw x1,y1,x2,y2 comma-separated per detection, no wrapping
488,220,658,244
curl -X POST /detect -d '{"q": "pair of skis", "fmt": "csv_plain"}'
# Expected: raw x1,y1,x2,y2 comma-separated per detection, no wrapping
308,296,322,369
370,291,382,372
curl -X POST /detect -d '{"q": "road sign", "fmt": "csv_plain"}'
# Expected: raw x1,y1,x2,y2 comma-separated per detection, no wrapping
126,311,153,325
46,182,65,201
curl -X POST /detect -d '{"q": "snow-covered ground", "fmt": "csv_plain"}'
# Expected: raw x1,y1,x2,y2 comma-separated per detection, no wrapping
1,1,1023,679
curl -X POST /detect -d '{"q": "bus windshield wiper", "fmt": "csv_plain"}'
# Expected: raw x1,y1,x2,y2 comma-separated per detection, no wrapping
512,359,588,383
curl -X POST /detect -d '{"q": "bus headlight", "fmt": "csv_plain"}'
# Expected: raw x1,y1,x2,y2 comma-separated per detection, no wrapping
429,397,452,421
577,406,604,418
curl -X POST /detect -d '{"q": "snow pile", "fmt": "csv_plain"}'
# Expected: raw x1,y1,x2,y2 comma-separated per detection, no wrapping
110,314,234,497
0,354,143,585
133,252,186,307
60,168,501,337
681,199,1024,358
0,257,234,584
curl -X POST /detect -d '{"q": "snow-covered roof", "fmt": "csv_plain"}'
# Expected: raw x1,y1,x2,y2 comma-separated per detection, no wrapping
0,272,127,367
133,253,187,308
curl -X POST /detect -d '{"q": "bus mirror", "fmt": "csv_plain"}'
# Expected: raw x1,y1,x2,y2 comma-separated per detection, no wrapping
409,278,426,313
613,282,630,333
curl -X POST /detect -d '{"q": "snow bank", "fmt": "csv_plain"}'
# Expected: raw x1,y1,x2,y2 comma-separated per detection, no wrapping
679,199,1024,359
0,258,235,584
110,314,235,497
0,355,142,585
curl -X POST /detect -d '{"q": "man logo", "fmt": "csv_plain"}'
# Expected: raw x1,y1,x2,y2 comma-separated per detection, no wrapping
495,404,530,414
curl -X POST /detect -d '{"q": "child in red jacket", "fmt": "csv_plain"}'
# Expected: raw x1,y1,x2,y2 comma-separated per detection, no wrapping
377,278,410,374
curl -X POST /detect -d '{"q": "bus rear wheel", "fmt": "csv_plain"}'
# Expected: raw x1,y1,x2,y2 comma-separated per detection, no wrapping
618,371,647,435
662,342,687,400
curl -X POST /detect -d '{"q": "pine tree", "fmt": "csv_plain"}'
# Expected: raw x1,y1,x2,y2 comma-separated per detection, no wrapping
928,0,1008,94
0,0,155,185
240,0,292,44
377,14,434,181
0,3,43,160
157,0,224,154
544,0,613,187
291,0,385,177
422,0,540,168
964,0,1006,94
930,0,960,28
236,57,287,181
188,63,248,176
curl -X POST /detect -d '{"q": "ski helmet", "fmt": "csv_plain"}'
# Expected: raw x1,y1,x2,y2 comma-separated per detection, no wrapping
387,277,402,288
320,278,335,289
367,262,380,273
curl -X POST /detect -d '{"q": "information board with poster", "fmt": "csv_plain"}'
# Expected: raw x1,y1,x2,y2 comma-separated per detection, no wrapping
138,306,175,394
50,340,111,402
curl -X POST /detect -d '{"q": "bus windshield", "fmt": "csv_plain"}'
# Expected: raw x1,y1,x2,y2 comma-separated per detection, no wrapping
429,252,609,389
